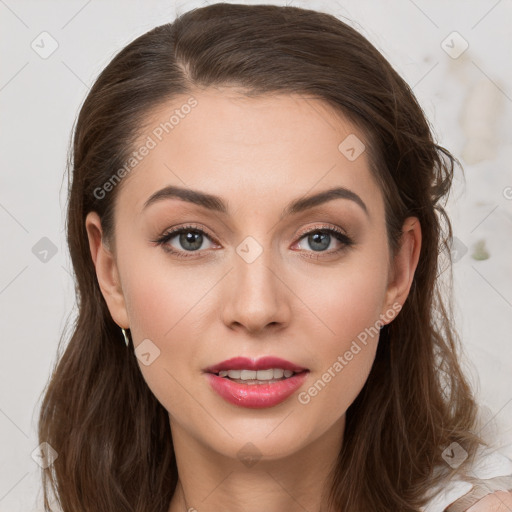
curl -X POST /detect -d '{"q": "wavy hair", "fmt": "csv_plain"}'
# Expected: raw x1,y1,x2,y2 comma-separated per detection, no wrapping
38,3,483,511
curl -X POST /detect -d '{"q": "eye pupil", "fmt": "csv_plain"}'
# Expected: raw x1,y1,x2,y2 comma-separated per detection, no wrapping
158,226,347,258
309,231,330,251
180,231,203,251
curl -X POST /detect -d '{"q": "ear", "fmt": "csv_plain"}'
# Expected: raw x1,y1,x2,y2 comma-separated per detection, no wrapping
85,211,129,329
381,216,422,321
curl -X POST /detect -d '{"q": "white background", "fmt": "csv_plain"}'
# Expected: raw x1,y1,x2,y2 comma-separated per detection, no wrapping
1,0,511,510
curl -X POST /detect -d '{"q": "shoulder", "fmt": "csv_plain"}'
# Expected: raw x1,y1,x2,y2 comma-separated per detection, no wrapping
421,446,512,512
465,490,512,511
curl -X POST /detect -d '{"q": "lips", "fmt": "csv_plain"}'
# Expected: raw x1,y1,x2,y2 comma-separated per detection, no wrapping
203,356,310,408
203,356,308,374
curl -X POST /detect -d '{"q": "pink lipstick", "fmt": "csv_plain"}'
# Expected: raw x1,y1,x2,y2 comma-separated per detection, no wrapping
203,356,309,409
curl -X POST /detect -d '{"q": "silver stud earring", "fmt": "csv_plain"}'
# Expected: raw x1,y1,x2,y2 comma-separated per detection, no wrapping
121,328,130,347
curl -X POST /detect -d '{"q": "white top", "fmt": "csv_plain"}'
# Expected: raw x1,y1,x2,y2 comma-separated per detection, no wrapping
421,445,512,512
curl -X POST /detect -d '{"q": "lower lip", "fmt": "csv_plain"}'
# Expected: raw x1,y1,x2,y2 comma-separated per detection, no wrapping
205,371,309,409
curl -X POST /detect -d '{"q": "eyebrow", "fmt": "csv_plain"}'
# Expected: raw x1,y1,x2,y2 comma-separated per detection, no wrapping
142,185,369,219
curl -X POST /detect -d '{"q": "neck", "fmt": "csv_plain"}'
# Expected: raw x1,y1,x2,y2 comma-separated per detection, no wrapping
167,415,345,512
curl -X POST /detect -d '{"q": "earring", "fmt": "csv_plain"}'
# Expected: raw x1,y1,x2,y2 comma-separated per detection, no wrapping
121,328,130,347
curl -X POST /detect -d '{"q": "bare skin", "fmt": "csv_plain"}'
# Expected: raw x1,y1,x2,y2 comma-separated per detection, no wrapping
467,491,512,511
86,89,423,512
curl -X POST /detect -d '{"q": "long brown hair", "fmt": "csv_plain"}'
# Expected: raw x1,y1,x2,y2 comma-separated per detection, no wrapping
38,3,483,511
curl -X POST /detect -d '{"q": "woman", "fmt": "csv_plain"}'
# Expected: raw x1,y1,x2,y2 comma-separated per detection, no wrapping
37,3,512,511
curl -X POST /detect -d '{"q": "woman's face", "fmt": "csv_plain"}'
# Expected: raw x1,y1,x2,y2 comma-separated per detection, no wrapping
87,88,419,462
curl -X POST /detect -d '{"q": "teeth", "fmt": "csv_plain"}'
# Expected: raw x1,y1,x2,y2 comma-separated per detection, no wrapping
241,369,256,380
217,368,296,380
221,369,241,379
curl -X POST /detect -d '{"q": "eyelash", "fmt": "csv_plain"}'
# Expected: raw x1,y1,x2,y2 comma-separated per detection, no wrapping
151,223,354,260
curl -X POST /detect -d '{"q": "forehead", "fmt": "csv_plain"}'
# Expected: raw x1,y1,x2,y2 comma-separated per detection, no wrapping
118,89,383,219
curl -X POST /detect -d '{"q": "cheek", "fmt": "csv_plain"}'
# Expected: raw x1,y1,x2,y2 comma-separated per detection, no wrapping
119,229,390,427
119,251,220,376
294,251,389,416
296,285,381,425
121,250,210,340
126,277,178,338
120,260,209,412
299,251,389,346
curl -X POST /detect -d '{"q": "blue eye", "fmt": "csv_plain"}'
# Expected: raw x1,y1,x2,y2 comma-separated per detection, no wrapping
295,227,353,254
152,223,354,259
152,224,216,258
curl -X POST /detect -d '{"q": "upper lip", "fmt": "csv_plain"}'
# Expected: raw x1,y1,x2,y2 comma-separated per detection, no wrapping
203,356,308,374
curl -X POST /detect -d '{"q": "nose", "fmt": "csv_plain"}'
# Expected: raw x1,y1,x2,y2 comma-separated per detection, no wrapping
221,243,291,335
